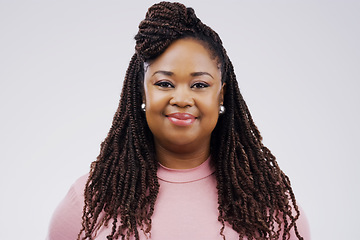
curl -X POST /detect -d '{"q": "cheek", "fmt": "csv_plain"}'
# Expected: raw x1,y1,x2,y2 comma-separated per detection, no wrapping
197,95,220,131
146,91,168,112
200,91,221,114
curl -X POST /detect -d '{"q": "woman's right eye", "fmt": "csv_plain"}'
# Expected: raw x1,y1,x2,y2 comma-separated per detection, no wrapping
154,81,174,88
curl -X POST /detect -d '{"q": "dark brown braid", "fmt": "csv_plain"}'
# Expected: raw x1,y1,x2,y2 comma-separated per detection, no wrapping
79,2,304,240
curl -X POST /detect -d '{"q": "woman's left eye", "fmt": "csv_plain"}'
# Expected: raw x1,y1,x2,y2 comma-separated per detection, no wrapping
192,82,209,89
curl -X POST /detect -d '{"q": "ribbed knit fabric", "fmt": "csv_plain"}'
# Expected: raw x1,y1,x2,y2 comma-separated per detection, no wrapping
46,158,310,239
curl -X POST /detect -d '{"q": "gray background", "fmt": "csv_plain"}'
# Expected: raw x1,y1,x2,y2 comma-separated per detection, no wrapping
1,0,359,239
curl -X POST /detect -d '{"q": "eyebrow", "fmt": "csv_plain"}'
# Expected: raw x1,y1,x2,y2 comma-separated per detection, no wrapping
191,72,214,79
152,71,214,79
152,70,174,77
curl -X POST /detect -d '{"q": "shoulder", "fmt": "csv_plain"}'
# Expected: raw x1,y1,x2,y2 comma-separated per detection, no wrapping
46,173,89,240
280,203,311,240
70,173,89,199
58,173,89,207
292,204,311,240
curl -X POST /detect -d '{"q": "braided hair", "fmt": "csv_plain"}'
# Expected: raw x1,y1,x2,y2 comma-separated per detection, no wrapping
78,2,303,240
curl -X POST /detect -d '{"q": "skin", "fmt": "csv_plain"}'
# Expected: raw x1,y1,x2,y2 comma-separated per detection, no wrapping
143,38,225,169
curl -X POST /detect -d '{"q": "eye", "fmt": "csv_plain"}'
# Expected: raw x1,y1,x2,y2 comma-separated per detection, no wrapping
191,82,210,89
155,81,174,88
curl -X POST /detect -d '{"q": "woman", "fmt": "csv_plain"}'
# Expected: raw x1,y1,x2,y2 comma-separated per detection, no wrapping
47,2,310,240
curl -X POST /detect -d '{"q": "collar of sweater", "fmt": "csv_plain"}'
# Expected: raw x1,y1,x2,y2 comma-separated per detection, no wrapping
157,157,215,183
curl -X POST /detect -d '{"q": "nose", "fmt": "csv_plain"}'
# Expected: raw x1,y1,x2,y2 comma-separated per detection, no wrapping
169,87,194,107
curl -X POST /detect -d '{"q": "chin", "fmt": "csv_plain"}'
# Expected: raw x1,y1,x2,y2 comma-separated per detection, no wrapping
167,138,196,147
165,142,199,154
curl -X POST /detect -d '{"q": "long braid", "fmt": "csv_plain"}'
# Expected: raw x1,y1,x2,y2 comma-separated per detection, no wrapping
79,2,303,239
78,53,158,239
213,52,303,239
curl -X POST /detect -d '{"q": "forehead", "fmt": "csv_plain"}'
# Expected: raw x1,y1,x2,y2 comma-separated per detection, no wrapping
145,38,220,72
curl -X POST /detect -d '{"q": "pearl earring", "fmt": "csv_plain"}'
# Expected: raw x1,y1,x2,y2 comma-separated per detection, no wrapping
141,103,146,112
219,105,225,114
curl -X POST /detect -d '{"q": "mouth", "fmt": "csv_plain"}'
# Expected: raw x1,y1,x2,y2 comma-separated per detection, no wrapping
166,113,197,127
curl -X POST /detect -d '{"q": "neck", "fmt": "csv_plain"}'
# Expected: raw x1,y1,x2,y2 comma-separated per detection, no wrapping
155,142,210,169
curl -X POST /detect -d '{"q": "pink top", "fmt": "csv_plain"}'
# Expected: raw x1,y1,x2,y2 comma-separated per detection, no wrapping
47,158,310,239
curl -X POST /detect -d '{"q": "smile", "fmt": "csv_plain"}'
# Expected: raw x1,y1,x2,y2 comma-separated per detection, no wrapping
166,113,196,127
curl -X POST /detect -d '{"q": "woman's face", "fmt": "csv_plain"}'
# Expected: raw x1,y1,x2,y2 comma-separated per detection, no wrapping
143,38,224,153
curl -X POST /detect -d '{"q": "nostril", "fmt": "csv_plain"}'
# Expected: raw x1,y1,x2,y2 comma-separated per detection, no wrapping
169,95,195,108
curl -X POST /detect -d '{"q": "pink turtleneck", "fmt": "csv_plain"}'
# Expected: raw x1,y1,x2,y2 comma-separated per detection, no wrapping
47,158,310,239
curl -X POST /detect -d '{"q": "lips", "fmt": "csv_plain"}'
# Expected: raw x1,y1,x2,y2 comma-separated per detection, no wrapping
166,113,196,126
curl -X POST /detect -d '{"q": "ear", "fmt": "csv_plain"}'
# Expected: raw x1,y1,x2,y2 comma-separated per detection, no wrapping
140,61,148,104
220,83,226,105
140,80,146,105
